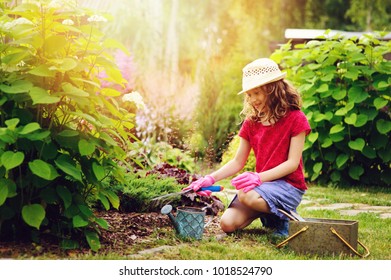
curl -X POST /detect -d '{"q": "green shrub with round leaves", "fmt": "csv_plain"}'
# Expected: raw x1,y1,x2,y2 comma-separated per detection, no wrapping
0,1,136,251
272,31,390,187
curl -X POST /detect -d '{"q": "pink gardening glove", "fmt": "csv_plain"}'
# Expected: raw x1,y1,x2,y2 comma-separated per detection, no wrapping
182,175,216,196
231,171,262,193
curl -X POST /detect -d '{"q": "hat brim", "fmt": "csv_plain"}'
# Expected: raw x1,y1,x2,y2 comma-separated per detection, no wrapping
237,72,287,95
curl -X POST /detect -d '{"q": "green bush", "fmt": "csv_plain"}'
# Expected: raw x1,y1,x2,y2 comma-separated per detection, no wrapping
0,1,136,251
272,32,390,186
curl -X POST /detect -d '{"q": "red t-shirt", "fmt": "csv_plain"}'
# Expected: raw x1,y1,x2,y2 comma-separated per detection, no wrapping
239,110,311,190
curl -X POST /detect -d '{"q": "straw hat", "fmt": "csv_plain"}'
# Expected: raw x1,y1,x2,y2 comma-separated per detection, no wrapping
238,58,286,95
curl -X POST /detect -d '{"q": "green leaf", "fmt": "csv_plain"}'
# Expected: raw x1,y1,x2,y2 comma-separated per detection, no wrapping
349,165,364,180
348,138,365,151
57,58,78,72
29,87,61,105
5,118,20,129
92,162,105,181
0,80,33,94
0,180,9,206
307,132,319,143
348,86,368,103
376,119,391,134
378,148,391,162
321,137,333,148
78,139,95,156
85,230,101,252
313,113,326,122
95,217,109,230
362,146,376,159
373,80,389,90
344,113,357,125
72,215,89,228
1,151,24,171
336,154,349,168
56,185,72,209
316,84,329,93
57,130,79,137
332,89,346,101
55,155,82,182
373,97,388,110
22,204,45,229
354,114,368,127
101,88,122,97
98,193,110,210
335,107,348,116
29,159,60,181
313,162,323,173
330,124,345,134
344,67,359,80
28,65,55,77
18,122,41,135
62,82,89,97
78,204,93,218
330,171,341,182
102,189,119,210
320,73,334,82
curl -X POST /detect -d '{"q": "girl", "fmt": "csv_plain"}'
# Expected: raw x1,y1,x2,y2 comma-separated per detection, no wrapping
186,58,311,239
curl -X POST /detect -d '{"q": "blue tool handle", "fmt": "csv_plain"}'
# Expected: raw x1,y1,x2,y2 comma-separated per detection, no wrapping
199,186,224,192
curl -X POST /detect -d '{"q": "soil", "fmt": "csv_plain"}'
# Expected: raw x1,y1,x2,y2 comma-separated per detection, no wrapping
0,210,223,259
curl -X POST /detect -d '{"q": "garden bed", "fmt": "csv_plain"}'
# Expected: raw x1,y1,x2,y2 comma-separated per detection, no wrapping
0,210,223,259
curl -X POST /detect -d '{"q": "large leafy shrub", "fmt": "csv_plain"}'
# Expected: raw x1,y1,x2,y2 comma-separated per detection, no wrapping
272,32,390,186
0,1,136,250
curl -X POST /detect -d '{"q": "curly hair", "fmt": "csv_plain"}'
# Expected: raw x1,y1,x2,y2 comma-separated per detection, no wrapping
240,79,302,123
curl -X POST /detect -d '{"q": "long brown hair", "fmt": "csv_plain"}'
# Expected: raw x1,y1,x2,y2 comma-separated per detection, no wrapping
240,79,302,123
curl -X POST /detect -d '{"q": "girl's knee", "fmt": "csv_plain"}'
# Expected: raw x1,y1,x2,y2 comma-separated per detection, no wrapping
237,190,255,208
220,216,238,233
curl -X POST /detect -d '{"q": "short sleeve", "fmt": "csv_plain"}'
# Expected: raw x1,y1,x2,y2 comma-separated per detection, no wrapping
238,120,251,141
291,110,311,137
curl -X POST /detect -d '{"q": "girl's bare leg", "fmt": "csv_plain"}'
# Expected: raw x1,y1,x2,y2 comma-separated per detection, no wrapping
220,190,271,233
237,189,271,213
220,198,260,233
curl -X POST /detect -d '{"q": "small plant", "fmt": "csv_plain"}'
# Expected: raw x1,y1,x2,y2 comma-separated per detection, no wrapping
272,31,390,186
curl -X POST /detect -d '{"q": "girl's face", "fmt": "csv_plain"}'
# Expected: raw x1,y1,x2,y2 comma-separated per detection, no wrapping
246,86,267,113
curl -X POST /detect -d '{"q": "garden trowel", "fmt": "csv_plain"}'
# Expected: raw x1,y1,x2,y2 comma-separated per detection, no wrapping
151,186,224,201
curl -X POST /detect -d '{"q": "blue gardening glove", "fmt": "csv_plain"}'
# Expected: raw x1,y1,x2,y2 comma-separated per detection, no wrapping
182,175,216,196
231,171,262,193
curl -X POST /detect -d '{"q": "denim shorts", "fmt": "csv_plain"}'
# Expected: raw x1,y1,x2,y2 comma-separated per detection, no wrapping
228,179,305,220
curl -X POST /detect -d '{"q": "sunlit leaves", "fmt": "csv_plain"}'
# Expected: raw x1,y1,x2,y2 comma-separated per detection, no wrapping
29,87,61,104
